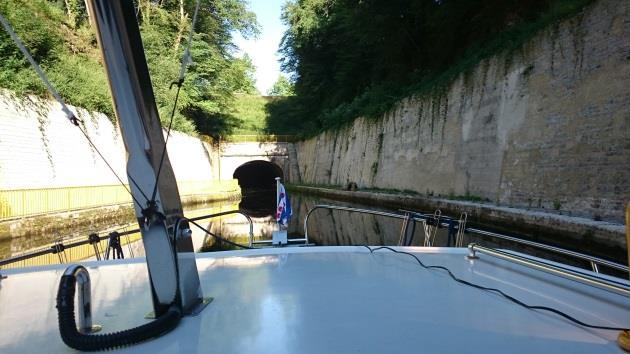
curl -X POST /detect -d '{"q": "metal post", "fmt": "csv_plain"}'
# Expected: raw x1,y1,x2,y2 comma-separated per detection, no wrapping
88,233,102,261
85,0,203,316
398,212,416,246
590,261,600,274
63,265,101,334
398,213,410,246
275,177,281,232
447,220,455,247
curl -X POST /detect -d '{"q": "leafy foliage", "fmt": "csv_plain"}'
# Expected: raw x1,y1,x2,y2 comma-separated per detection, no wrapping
267,75,294,96
0,0,259,136
268,0,595,137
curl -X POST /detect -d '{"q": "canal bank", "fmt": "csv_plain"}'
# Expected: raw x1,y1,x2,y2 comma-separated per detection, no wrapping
288,184,627,261
0,183,241,260
2,186,626,277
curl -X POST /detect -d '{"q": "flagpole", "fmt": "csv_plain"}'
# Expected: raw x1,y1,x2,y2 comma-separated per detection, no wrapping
275,177,281,232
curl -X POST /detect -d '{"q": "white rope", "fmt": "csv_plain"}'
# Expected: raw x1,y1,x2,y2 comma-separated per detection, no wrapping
0,13,78,125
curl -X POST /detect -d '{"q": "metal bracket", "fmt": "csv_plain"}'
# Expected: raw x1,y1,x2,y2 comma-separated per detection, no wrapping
178,227,193,240
83,325,103,334
145,297,213,319
188,297,213,317
466,243,479,260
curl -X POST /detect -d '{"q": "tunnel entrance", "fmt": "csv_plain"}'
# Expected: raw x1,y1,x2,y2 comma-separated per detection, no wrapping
233,160,283,217
233,160,283,191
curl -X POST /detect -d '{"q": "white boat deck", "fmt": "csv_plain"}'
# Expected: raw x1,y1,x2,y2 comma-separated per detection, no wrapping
0,246,628,353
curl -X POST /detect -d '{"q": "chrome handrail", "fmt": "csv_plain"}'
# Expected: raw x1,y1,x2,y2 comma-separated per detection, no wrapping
63,265,101,333
187,210,255,247
465,227,629,273
467,243,630,297
304,204,427,245
399,209,628,275
305,205,628,276
251,238,310,246
0,210,255,267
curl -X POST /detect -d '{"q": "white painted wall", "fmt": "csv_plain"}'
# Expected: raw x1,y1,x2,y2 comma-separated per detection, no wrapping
0,91,300,193
0,90,216,190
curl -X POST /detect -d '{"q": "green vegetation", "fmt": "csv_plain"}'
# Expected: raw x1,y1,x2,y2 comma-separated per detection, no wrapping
267,0,595,137
446,194,491,203
0,0,259,137
1,1,595,139
286,182,342,190
289,183,421,196
0,1,111,113
359,187,420,195
267,75,295,96
232,94,269,134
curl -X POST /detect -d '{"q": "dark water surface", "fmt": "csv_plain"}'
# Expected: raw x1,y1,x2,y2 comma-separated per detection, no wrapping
1,191,626,278
199,191,627,278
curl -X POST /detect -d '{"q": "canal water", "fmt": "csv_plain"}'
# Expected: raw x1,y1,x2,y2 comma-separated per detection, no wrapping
0,191,626,277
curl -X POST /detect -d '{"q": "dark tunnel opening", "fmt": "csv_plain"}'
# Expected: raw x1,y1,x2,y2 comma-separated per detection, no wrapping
233,160,283,216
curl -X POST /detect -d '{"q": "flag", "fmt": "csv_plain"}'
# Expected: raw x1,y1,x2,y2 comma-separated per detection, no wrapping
276,183,292,226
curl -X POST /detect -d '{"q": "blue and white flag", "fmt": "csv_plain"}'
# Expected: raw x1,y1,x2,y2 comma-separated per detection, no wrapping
276,183,292,226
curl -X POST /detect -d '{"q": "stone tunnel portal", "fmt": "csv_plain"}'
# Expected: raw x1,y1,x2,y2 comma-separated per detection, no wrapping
233,160,283,216
233,160,283,192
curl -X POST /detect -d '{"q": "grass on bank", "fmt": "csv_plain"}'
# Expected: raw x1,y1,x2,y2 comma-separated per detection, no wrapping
231,94,270,135
289,183,493,204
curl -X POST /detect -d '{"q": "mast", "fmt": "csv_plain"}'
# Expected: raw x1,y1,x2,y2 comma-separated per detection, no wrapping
85,0,203,316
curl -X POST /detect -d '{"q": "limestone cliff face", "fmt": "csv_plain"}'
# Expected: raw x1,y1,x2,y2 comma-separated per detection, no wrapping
295,0,630,222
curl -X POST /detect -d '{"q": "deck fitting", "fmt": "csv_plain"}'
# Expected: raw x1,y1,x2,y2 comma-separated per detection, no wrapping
466,244,479,260
145,297,213,319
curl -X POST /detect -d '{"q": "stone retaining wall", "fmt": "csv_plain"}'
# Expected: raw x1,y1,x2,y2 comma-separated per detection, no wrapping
295,0,630,225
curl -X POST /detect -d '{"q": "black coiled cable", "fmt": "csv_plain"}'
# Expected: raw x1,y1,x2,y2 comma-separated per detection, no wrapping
364,246,629,332
56,273,182,351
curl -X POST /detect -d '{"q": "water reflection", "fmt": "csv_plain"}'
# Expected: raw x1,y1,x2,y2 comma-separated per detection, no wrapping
198,192,625,277
239,190,276,218
2,188,625,278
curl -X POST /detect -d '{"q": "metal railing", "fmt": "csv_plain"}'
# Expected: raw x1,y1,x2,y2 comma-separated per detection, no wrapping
62,265,101,333
187,210,254,248
220,135,298,143
0,185,131,220
0,209,254,269
305,205,628,276
467,244,630,297
398,209,629,275
250,234,310,247
0,180,240,220
0,232,139,269
465,227,628,273
304,205,427,247
192,209,307,248
250,238,310,246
